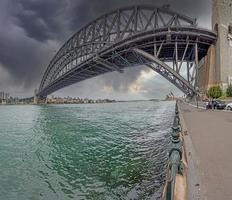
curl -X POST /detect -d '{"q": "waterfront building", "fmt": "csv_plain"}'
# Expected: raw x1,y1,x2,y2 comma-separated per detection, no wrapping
0,91,10,104
0,91,9,100
46,96,115,104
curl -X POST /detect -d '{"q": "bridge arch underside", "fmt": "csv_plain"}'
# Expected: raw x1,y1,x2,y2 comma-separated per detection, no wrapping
38,27,215,98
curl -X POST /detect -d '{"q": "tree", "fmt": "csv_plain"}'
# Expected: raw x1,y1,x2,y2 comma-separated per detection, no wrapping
226,84,232,97
207,86,222,99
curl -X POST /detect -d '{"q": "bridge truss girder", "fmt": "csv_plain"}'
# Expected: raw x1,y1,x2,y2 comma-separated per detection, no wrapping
133,47,198,96
37,5,216,98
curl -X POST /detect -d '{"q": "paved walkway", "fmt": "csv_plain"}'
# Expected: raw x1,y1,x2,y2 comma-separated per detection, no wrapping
179,102,232,200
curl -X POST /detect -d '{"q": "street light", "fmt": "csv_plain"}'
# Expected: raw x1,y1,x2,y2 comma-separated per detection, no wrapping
196,86,200,108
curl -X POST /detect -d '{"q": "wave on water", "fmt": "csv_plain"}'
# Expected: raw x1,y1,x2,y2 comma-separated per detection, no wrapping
0,101,175,200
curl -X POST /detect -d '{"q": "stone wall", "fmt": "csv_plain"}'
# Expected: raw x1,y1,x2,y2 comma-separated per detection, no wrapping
198,45,217,93
212,0,232,88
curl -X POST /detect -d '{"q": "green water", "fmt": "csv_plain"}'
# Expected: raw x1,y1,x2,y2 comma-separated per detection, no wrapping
0,101,175,200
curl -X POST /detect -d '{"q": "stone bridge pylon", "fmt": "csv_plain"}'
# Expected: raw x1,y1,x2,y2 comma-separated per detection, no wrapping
198,0,232,93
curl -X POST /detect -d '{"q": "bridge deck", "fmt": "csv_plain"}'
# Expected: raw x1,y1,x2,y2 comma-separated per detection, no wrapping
179,102,232,200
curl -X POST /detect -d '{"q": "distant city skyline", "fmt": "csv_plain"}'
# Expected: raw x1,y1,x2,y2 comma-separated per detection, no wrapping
0,0,212,99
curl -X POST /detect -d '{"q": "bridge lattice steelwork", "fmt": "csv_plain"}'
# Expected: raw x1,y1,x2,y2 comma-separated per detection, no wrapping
38,5,216,98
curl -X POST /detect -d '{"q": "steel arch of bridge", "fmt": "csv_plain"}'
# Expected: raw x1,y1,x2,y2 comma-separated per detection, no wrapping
38,5,216,98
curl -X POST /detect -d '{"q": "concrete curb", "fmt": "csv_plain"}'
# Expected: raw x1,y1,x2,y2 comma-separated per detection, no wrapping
187,103,205,110
178,102,203,200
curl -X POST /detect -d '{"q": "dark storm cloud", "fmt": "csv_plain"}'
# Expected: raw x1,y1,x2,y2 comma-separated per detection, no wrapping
14,0,68,42
68,0,211,31
0,0,211,97
0,32,52,88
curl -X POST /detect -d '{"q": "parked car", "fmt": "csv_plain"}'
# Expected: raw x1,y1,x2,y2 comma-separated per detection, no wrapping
212,100,226,110
206,100,226,110
226,102,232,111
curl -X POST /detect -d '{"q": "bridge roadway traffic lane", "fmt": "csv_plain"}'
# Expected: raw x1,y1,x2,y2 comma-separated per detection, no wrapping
179,102,232,200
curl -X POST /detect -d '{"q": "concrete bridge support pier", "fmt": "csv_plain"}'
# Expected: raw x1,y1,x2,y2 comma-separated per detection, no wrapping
33,89,39,104
34,89,47,104
33,95,38,104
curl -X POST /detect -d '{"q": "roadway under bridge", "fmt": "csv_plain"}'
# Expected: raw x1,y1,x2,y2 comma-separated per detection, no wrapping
36,5,217,100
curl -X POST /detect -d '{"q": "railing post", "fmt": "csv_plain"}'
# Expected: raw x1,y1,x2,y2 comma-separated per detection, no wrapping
164,101,184,200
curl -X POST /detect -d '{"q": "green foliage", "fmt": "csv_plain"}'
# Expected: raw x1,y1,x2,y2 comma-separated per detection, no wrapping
226,84,232,97
207,86,223,99
218,92,226,100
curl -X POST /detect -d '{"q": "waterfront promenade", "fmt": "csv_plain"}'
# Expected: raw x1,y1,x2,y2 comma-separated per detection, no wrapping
179,102,232,199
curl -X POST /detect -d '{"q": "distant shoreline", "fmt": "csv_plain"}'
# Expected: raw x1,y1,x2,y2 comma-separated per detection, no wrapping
0,99,170,106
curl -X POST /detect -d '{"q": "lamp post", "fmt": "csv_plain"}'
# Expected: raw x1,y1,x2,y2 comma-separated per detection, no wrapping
196,87,200,108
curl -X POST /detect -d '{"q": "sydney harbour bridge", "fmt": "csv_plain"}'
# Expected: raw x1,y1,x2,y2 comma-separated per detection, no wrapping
35,5,216,101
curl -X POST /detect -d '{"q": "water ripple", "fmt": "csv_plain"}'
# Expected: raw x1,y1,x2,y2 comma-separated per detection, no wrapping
0,101,175,200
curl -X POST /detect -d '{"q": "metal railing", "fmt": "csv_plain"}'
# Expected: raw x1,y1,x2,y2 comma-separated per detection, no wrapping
164,101,184,200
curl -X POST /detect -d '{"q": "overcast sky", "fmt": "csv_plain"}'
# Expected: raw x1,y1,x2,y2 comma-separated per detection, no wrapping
0,0,212,100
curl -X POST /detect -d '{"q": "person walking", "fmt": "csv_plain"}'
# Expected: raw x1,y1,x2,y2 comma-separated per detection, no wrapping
212,98,216,109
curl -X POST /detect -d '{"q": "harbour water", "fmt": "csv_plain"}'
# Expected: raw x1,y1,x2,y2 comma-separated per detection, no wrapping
0,101,175,200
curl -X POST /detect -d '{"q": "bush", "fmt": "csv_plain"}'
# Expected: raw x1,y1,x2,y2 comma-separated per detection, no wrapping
226,84,232,97
218,92,226,100
207,86,223,99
